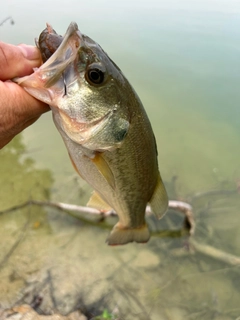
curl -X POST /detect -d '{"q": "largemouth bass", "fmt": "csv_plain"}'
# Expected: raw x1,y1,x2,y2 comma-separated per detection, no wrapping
16,22,168,245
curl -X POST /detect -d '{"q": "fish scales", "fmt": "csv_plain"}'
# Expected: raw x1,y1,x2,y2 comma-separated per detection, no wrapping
15,22,168,245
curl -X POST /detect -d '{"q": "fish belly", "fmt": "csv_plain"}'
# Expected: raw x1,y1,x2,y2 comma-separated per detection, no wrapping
52,106,167,245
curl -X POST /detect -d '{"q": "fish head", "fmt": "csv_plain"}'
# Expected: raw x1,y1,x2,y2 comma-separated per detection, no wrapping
16,22,130,151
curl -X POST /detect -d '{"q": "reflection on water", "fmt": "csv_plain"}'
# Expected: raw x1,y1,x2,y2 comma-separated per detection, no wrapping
0,0,240,319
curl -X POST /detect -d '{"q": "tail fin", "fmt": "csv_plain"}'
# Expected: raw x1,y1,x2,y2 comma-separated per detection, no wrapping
106,222,150,245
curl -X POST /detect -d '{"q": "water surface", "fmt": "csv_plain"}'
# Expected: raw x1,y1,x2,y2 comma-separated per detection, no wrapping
0,1,240,319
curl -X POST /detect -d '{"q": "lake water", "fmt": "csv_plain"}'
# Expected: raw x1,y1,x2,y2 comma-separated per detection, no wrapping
0,0,240,319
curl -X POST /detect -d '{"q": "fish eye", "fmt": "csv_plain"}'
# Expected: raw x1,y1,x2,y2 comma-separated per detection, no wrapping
86,67,105,85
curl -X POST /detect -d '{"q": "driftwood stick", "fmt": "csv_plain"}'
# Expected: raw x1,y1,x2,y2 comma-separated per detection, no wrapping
168,200,195,235
190,188,237,201
2,199,240,266
0,200,102,215
190,239,240,266
0,199,195,234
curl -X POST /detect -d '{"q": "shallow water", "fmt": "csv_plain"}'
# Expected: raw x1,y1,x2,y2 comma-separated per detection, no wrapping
0,1,240,319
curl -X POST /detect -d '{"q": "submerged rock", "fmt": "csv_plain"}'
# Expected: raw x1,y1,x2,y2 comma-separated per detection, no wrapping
0,305,87,320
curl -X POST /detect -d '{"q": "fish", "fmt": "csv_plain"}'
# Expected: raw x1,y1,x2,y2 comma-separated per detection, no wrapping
16,22,168,245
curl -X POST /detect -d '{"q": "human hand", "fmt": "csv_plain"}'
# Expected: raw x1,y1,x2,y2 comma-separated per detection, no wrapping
0,42,50,149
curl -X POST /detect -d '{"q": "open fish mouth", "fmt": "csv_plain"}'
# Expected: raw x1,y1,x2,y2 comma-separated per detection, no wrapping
39,22,82,89
16,23,112,130
15,22,82,104
15,22,130,150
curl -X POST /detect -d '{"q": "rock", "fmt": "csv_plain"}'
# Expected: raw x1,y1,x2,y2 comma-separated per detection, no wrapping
0,305,87,320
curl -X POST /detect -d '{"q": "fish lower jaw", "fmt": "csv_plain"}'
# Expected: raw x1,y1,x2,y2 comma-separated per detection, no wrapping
106,222,150,246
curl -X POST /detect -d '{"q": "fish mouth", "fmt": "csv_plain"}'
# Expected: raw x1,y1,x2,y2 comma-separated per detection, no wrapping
40,22,82,89
15,22,130,152
16,22,123,150
14,22,82,105
43,23,118,148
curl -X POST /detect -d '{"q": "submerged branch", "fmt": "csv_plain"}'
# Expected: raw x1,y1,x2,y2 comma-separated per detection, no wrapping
190,188,238,201
0,199,195,235
0,212,30,269
1,198,240,267
171,239,240,267
168,200,195,235
190,239,240,266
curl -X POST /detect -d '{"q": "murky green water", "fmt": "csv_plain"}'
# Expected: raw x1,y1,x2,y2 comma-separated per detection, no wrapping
0,1,240,319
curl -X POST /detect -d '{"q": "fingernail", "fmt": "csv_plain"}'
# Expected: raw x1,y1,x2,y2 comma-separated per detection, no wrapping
18,44,40,60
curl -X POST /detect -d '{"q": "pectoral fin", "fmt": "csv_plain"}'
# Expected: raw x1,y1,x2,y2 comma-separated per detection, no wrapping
87,191,112,211
91,153,115,190
149,173,168,219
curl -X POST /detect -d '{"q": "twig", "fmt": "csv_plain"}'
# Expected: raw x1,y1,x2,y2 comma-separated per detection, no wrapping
1,198,240,267
0,212,30,269
47,270,58,310
0,199,195,235
172,239,240,267
190,239,240,266
0,233,24,269
0,200,107,216
167,200,195,235
0,16,14,27
190,189,237,201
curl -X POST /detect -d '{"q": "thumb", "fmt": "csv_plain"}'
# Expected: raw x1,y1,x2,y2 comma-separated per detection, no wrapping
0,42,42,81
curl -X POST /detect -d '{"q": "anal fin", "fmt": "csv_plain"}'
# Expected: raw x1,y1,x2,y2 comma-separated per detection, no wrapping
149,172,168,219
87,191,112,211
